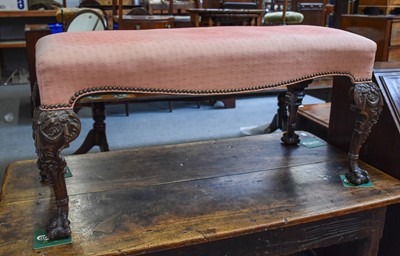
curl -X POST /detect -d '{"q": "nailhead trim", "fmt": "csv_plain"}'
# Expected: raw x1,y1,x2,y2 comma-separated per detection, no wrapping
39,72,372,110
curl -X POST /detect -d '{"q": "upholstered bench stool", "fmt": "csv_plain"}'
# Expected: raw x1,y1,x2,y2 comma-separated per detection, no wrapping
33,25,382,240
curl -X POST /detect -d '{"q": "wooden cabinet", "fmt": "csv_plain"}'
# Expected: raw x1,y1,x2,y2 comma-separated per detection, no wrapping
293,0,327,26
0,10,56,82
358,0,400,15
341,14,400,61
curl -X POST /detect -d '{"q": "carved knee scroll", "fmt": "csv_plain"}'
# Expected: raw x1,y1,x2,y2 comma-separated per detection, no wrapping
346,82,383,185
33,109,81,240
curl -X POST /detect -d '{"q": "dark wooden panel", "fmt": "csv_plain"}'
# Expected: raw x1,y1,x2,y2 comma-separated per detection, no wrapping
341,15,397,61
1,133,400,255
146,208,385,256
293,0,326,26
297,102,330,140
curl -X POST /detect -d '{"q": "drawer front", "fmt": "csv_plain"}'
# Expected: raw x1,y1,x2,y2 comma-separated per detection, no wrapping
391,22,400,46
388,46,400,61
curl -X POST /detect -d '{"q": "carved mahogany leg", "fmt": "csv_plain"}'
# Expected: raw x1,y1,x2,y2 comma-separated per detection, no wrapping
33,109,81,240
281,81,311,145
346,82,383,185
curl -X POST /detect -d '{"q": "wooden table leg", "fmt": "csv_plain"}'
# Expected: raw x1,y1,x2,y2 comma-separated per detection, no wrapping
190,13,200,27
356,207,386,256
264,92,288,133
74,102,109,154
281,80,311,145
346,82,383,185
33,109,81,240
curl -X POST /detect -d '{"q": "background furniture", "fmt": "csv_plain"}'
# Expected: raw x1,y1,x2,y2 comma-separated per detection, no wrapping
357,0,400,15
266,0,327,26
0,10,56,83
116,14,175,29
263,0,304,25
188,8,264,26
65,8,108,31
293,0,326,26
342,15,400,62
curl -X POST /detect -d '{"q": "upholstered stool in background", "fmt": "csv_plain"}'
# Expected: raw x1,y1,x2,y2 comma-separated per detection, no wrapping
263,0,304,25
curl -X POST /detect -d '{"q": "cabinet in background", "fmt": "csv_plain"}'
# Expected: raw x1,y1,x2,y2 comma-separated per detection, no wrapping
0,10,57,82
293,0,326,26
342,14,400,61
357,0,400,15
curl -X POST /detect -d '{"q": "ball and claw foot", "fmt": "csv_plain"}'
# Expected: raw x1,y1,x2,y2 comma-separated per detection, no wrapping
45,212,71,241
281,132,300,146
345,165,370,186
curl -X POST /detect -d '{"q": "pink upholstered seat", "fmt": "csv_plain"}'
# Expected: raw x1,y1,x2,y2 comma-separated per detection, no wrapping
32,25,382,241
35,25,376,110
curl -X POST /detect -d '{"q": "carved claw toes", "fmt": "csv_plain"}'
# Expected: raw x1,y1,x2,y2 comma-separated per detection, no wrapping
45,212,71,240
281,132,300,145
345,165,370,186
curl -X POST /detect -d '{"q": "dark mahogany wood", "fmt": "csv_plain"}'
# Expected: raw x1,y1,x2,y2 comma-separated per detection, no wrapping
329,62,400,256
279,62,400,256
341,15,400,62
2,133,400,255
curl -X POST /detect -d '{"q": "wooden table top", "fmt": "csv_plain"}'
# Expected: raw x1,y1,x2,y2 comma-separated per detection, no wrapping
1,132,400,255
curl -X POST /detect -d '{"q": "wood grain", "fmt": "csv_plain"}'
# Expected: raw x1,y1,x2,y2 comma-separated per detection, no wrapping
1,133,400,255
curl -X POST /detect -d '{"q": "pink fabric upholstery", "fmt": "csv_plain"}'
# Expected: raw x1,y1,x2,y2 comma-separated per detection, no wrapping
35,25,376,109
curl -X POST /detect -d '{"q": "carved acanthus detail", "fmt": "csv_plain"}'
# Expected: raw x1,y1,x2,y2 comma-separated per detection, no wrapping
33,109,81,182
346,82,383,185
352,82,383,145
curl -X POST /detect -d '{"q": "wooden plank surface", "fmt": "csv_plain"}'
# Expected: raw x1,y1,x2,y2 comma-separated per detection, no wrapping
298,102,331,128
1,133,400,255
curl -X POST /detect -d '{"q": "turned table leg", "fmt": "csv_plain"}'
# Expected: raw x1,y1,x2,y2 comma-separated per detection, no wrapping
33,109,81,240
264,92,288,134
346,82,383,185
74,102,109,154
